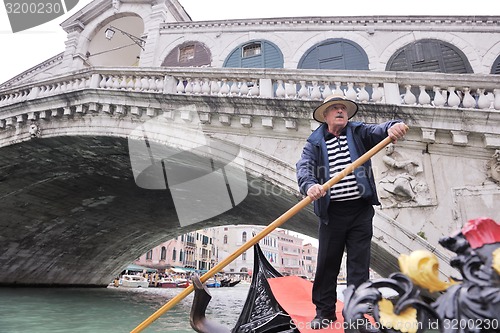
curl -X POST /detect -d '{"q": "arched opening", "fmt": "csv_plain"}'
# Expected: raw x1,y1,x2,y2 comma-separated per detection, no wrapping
491,54,500,74
86,16,144,67
162,41,211,67
298,38,369,70
386,39,473,73
223,40,283,68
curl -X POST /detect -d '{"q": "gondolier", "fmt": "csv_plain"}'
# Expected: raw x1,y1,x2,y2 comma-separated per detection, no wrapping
296,94,408,329
131,94,404,333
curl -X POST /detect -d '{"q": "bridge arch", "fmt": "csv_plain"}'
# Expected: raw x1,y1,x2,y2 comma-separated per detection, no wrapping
0,89,455,286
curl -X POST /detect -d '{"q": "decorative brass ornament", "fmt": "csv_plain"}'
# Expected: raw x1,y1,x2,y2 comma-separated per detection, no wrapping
398,249,456,293
378,299,418,333
343,217,499,333
493,247,500,275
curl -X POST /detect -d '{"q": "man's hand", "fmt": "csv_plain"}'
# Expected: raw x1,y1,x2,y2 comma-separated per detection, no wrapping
388,123,409,143
307,184,326,201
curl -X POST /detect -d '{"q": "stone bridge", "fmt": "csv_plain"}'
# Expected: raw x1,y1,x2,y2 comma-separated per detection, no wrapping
0,67,499,286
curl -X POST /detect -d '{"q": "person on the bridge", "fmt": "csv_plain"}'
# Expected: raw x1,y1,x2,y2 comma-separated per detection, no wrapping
295,93,408,330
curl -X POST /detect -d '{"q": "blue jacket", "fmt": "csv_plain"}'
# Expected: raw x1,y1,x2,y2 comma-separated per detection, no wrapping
296,120,400,224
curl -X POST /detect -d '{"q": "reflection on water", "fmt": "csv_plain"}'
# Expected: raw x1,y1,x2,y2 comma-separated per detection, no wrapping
0,283,251,333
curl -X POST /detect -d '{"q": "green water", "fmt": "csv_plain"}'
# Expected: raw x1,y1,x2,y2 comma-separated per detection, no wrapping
0,284,250,333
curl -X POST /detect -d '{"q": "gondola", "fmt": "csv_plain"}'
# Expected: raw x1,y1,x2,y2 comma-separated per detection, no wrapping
190,243,296,333
220,278,241,287
227,280,241,287
189,243,348,333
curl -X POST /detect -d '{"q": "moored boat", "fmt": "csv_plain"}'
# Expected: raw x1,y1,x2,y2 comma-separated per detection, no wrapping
220,278,241,287
227,279,241,287
175,278,190,288
205,278,221,288
158,277,178,288
120,274,149,288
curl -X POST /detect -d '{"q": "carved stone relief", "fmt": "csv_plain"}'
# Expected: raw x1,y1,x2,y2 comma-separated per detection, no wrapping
377,144,436,208
486,149,500,184
112,0,120,12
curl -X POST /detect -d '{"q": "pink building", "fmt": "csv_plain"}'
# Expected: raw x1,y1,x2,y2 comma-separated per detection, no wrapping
277,230,304,276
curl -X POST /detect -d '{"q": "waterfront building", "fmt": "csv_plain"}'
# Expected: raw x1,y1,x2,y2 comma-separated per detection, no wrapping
139,235,185,270
277,230,304,276
214,225,258,275
134,226,318,278
302,243,318,280
135,228,217,272
194,228,217,272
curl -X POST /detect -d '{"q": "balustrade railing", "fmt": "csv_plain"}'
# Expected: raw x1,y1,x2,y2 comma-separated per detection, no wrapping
1,67,500,111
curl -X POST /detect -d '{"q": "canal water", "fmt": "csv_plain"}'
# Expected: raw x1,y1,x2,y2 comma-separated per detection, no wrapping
0,283,252,333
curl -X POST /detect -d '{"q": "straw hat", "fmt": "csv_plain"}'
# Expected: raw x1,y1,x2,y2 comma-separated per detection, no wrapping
312,94,359,122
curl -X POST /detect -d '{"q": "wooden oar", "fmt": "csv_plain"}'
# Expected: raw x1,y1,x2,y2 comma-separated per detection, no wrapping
130,134,395,333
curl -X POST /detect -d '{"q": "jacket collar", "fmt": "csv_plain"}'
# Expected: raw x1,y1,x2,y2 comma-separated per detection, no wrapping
308,122,350,145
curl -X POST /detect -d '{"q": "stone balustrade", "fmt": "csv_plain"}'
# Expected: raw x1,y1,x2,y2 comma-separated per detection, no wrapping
1,67,500,112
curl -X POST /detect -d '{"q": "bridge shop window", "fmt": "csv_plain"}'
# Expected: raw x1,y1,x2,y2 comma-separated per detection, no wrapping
224,40,284,68
386,39,473,73
492,54,500,74
162,41,211,67
298,38,369,70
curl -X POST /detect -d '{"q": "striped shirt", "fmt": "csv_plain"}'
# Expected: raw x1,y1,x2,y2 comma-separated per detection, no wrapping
326,134,362,201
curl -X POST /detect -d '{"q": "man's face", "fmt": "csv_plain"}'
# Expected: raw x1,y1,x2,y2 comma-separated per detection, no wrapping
323,103,348,127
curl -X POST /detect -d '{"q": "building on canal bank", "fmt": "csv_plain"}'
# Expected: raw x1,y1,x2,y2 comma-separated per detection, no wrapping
134,226,320,280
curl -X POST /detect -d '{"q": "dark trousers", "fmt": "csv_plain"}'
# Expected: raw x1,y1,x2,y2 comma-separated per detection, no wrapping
312,198,374,317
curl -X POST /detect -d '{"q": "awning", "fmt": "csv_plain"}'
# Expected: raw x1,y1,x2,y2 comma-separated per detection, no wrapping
168,267,186,273
125,264,157,273
181,267,198,272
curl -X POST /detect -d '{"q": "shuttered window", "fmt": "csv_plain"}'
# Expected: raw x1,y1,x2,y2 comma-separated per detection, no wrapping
223,40,284,68
386,39,473,73
162,41,211,67
492,55,500,74
298,39,369,70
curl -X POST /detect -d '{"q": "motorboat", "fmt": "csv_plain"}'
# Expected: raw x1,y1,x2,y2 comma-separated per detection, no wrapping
175,278,190,288
120,274,149,288
205,278,221,288
158,277,178,288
